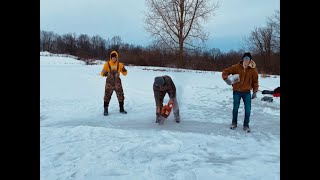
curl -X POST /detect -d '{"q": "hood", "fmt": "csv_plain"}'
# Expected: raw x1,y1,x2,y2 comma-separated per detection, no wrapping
109,51,119,61
240,60,256,68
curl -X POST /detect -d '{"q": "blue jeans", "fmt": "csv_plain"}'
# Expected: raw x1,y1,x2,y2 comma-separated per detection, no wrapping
232,91,251,127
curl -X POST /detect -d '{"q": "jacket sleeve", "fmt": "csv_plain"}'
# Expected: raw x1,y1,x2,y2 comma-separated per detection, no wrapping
252,68,259,92
119,63,128,76
100,63,109,77
167,77,176,99
222,65,236,80
153,85,161,107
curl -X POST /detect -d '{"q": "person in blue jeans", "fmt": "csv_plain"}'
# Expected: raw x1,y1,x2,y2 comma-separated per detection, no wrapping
222,52,259,132
232,91,251,129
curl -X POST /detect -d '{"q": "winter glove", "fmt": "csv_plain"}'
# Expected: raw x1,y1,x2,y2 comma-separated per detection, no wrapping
168,98,174,105
224,78,232,85
122,66,127,72
101,71,108,77
252,92,257,99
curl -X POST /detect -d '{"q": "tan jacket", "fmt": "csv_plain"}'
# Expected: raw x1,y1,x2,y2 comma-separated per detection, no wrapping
222,60,259,92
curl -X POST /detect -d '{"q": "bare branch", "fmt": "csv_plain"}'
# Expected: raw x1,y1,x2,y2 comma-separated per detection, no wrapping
145,0,219,62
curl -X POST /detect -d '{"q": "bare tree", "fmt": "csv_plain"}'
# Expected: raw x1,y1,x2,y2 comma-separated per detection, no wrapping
267,10,280,53
40,30,56,52
145,0,219,63
77,34,91,51
55,36,65,54
77,34,91,58
97,37,107,59
90,35,106,59
50,33,60,53
110,35,122,51
40,30,44,51
105,38,111,51
62,33,77,55
208,47,222,60
247,27,273,54
244,26,273,69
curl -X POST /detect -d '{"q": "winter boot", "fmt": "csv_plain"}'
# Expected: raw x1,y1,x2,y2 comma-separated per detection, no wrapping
104,107,108,116
175,117,180,123
119,101,127,114
173,109,180,123
104,101,108,116
156,113,161,123
230,123,237,130
243,126,251,133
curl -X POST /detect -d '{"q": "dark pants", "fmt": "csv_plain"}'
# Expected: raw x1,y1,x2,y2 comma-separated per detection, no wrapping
232,91,251,127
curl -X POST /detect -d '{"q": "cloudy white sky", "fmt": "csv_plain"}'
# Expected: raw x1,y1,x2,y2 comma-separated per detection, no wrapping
40,0,280,52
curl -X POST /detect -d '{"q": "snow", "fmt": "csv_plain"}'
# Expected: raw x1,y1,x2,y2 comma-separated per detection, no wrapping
40,53,280,180
40,51,80,59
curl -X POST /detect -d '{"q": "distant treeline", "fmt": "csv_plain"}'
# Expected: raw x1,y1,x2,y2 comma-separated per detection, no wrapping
40,30,280,75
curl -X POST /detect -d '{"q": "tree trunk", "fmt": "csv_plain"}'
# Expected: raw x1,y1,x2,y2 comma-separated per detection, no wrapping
179,0,184,66
179,45,184,67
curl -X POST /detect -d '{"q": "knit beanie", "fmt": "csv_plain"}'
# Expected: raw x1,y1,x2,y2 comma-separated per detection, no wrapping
154,76,165,86
242,52,252,60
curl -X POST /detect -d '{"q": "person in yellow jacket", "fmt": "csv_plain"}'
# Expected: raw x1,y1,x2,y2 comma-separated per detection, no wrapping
100,51,128,116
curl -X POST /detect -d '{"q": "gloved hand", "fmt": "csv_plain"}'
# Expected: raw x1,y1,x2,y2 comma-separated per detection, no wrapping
252,92,257,99
224,78,232,85
168,98,174,105
101,71,108,77
122,66,127,72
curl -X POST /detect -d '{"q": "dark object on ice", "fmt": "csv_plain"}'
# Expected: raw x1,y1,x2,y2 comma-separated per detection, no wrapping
262,87,280,97
273,87,280,94
261,96,273,102
262,90,274,94
273,87,280,97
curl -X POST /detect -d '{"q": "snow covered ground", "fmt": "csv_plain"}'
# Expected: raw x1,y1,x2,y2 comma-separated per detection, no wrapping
40,52,280,180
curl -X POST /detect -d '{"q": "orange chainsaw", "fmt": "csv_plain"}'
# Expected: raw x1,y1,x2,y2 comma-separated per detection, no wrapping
161,100,174,119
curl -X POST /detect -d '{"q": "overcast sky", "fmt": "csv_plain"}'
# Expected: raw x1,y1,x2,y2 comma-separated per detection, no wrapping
40,0,280,53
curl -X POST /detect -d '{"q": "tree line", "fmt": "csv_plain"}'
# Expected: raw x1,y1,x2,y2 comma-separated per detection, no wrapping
40,10,279,75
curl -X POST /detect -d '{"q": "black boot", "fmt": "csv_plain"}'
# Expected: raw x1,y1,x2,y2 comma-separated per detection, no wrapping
119,101,127,114
104,101,108,116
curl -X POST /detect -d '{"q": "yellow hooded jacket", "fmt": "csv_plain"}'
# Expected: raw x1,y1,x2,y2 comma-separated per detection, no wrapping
100,51,128,77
